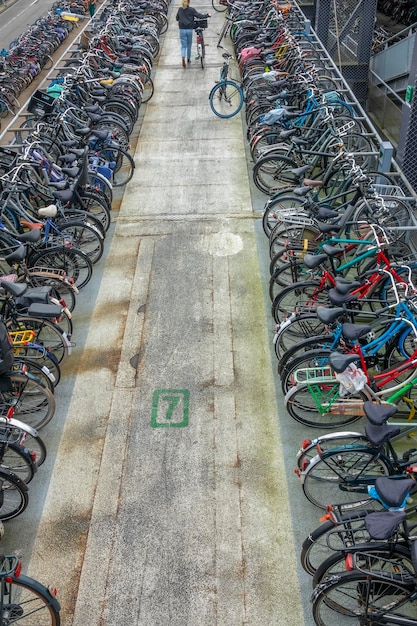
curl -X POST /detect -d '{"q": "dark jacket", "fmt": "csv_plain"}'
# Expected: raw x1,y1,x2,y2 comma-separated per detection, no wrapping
176,6,208,29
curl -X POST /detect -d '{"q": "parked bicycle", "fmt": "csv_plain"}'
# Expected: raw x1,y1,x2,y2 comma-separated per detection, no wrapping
209,48,244,118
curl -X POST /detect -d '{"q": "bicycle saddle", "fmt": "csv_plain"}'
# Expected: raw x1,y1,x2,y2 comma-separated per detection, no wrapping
38,205,58,218
342,322,372,340
4,245,25,265
328,288,358,306
329,351,359,372
0,281,27,298
365,510,406,540
365,423,401,447
322,243,345,256
303,253,328,269
374,476,415,509
15,229,42,244
334,277,362,295
364,401,398,425
316,306,346,324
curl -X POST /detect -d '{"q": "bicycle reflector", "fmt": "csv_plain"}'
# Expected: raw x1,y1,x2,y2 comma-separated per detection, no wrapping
301,439,311,450
345,553,354,571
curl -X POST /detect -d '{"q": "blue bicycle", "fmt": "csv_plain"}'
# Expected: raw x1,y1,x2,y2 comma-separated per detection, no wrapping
209,50,244,118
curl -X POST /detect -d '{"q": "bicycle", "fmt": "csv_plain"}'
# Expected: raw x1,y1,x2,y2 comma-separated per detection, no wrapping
208,48,244,118
311,543,417,625
0,554,60,623
296,400,417,510
194,18,208,69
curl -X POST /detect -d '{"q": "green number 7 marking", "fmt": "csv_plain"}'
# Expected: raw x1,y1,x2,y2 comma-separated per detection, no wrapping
150,389,190,428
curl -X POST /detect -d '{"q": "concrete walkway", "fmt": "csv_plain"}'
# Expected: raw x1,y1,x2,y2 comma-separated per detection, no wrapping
19,4,305,625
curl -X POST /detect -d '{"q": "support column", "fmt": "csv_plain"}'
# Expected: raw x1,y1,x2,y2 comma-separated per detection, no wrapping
396,34,417,190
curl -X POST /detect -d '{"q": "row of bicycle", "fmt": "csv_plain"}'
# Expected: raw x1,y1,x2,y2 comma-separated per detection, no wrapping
0,0,84,120
0,0,170,621
219,0,417,623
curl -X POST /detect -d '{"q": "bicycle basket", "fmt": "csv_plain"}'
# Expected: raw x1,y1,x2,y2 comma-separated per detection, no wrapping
194,18,208,29
322,91,342,103
27,90,56,117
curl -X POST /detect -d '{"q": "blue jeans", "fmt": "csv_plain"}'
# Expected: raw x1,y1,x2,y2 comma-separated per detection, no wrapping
179,29,193,60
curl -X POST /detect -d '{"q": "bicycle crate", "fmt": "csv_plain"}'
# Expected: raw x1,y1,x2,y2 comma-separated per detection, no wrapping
194,18,208,29
293,366,335,384
374,184,406,198
322,90,341,103
9,330,36,347
27,90,56,117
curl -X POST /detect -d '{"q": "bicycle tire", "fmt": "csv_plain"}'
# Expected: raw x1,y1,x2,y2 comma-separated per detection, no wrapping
56,219,104,265
75,189,112,232
285,381,368,429
253,154,299,195
13,357,56,392
311,570,414,625
5,573,61,624
296,432,365,472
209,80,244,119
7,417,47,467
29,247,93,291
0,442,36,484
262,195,307,237
212,0,228,12
275,316,328,361
272,281,330,324
13,317,70,366
104,146,135,187
301,509,369,575
281,348,333,394
0,467,28,520
313,544,414,587
302,449,390,509
0,372,56,430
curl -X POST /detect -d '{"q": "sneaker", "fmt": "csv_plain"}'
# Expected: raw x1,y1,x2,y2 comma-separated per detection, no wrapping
182,58,186,68
187,58,191,64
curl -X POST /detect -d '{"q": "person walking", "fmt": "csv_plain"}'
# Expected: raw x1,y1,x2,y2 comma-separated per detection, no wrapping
87,0,95,18
176,0,210,68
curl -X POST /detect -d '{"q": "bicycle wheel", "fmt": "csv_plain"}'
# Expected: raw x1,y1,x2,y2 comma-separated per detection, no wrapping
200,40,206,70
0,441,36,484
296,432,365,471
302,449,390,509
312,570,414,625
352,197,414,241
313,544,414,587
281,348,333,393
23,272,77,313
13,357,56,392
285,381,368,429
272,281,330,324
4,573,61,624
57,220,104,265
0,467,28,520
29,247,93,291
253,153,301,195
209,81,244,119
262,195,306,237
269,224,320,260
7,417,47,467
0,372,56,430
212,0,228,11
96,145,135,187
13,317,70,366
274,315,327,360
14,344,61,386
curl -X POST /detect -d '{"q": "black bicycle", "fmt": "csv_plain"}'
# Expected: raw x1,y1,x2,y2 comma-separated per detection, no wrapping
0,555,61,624
194,17,208,69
